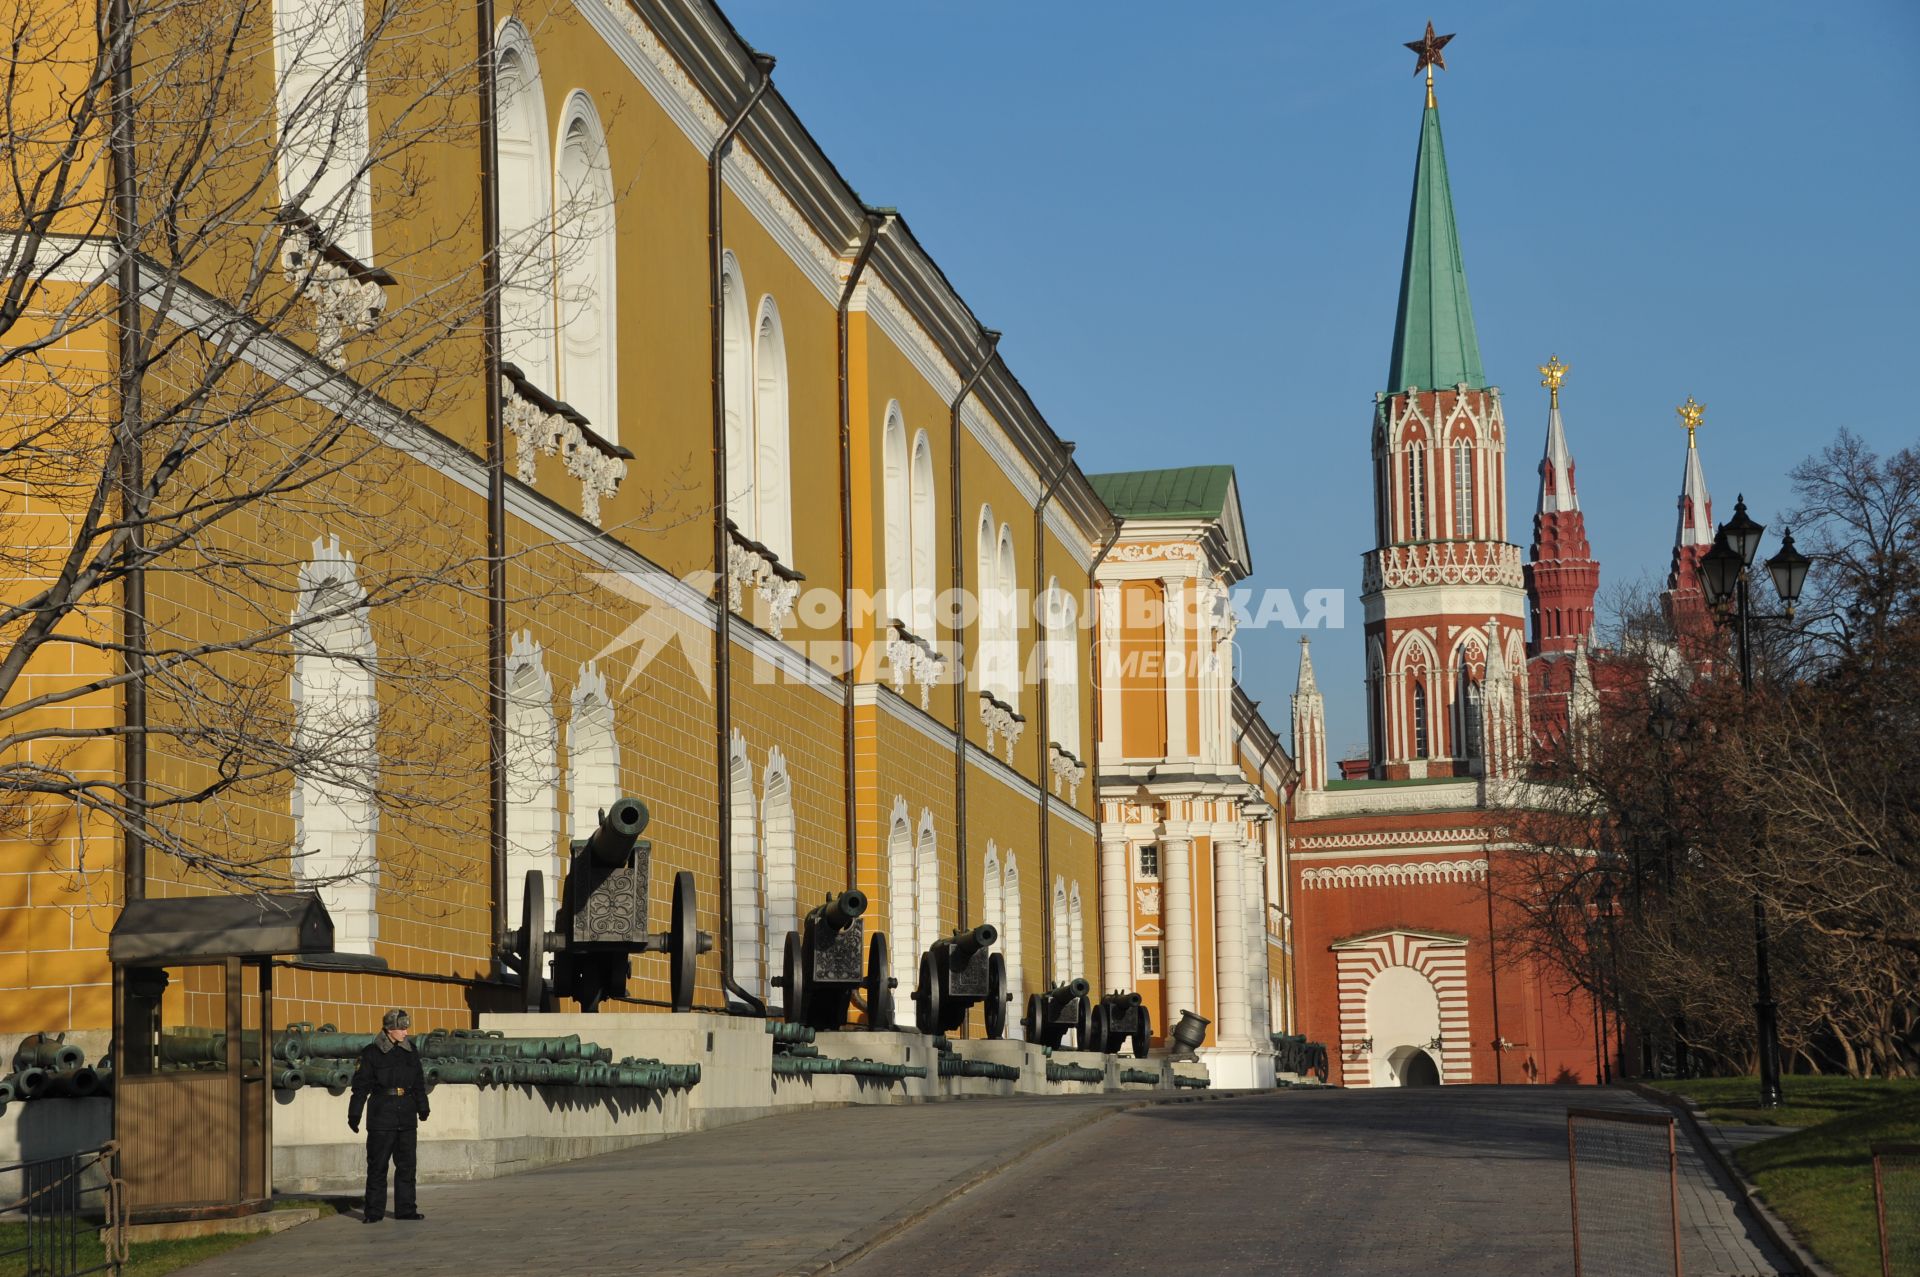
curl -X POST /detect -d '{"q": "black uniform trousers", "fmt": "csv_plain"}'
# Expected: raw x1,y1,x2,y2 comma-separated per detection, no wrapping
364,1125,418,1218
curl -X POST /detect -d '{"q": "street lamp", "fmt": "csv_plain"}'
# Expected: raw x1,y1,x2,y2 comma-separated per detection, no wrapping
1696,493,1809,1110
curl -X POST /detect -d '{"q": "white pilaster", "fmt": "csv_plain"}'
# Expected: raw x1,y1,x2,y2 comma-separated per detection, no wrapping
1100,836,1131,994
1160,832,1198,1020
1243,844,1270,1038
1212,838,1250,1046
1097,583,1122,764
1163,577,1189,761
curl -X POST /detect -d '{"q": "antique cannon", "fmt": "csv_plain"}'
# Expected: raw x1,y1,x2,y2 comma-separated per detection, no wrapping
1087,990,1154,1058
497,797,714,1012
911,924,1010,1038
1022,979,1091,1049
771,890,897,1031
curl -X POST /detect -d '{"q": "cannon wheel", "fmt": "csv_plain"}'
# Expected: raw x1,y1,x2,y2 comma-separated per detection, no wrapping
1132,1006,1153,1059
669,871,698,1013
914,951,941,1035
984,953,1008,1040
516,872,547,1013
782,931,809,1026
865,932,894,1031
1023,993,1045,1045
1085,1003,1111,1054
1073,996,1093,1052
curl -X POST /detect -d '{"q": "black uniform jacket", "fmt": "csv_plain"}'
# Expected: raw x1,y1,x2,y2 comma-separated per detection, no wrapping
348,1037,430,1131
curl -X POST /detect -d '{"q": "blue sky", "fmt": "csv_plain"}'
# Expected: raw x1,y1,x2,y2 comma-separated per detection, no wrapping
718,0,1920,764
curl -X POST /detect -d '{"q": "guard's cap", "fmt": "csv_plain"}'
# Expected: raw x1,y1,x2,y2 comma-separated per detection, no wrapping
382,1008,412,1031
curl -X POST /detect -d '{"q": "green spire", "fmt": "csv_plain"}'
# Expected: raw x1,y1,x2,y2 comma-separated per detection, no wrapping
1385,103,1485,395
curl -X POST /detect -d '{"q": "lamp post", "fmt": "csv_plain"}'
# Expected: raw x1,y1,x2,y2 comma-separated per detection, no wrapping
1698,494,1811,1110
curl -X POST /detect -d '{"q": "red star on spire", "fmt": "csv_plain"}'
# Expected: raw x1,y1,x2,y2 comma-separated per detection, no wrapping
1405,21,1455,76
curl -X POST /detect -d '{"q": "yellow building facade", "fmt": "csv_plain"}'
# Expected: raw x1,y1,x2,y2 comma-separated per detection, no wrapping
0,0,1118,1044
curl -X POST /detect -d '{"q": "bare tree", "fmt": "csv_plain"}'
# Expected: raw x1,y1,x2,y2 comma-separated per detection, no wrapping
0,0,657,913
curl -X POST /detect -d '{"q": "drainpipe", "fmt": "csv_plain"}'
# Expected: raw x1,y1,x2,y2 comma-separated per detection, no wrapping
1031,444,1073,981
476,0,508,969
947,329,999,934
837,208,890,893
709,52,776,1015
108,0,146,902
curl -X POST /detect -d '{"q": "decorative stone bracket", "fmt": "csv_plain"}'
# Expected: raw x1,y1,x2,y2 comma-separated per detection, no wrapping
885,619,942,710
1048,742,1085,802
276,208,393,369
726,521,802,638
978,691,1024,764
499,362,632,527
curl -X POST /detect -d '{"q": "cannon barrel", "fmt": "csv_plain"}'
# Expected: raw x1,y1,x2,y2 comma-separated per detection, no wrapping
14,1038,85,1072
579,797,649,866
809,889,867,934
945,923,997,961
1052,978,1091,1001
1102,990,1144,1009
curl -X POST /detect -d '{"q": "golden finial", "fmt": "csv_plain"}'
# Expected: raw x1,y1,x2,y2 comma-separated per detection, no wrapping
1538,355,1569,408
1677,396,1705,447
1404,21,1455,109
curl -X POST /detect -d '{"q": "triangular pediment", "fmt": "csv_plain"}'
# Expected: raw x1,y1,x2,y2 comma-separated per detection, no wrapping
1330,925,1469,951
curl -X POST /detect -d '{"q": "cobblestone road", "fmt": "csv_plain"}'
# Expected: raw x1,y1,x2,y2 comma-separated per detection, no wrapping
179,1086,1790,1276
843,1086,1791,1277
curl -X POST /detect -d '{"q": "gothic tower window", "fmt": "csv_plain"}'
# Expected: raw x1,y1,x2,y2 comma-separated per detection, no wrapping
1407,447,1426,540
1413,681,1430,758
1452,443,1475,538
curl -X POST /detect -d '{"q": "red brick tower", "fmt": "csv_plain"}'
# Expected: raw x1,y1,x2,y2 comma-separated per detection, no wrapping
1523,357,1601,747
1660,397,1716,654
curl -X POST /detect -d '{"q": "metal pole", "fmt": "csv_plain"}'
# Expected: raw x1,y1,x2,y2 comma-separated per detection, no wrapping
1736,574,1783,1108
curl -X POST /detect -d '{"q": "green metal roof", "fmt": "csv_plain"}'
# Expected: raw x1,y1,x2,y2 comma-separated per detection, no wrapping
1087,466,1235,521
1385,104,1486,395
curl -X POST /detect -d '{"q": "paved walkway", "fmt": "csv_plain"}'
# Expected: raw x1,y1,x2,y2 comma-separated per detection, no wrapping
180,1086,1791,1277
843,1086,1790,1277
177,1094,1168,1277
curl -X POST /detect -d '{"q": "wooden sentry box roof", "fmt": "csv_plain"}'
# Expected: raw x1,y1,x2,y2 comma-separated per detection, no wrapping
109,893,334,964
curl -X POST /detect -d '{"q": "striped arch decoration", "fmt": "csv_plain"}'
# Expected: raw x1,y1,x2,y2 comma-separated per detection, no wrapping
1301,859,1489,890
1332,930,1470,1087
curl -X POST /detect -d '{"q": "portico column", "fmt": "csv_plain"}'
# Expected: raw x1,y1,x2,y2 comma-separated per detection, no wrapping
1243,845,1271,1038
1212,837,1250,1045
1160,831,1198,1020
1100,835,1131,994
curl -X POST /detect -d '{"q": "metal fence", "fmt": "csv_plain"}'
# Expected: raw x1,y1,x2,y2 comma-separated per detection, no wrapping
1876,1142,1920,1277
0,1142,126,1277
1567,1107,1682,1277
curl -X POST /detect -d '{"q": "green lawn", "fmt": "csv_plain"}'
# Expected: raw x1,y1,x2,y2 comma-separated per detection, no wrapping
1646,1075,1920,1277
0,1221,263,1277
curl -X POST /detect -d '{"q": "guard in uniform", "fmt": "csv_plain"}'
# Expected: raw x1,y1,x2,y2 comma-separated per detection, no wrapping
348,1008,430,1222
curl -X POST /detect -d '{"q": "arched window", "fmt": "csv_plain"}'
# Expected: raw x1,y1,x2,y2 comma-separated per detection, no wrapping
760,750,796,983
494,24,553,389
976,505,999,695
882,405,909,622
1044,577,1081,757
1051,878,1070,984
1413,681,1430,759
753,296,792,562
1407,447,1426,540
886,804,915,980
727,733,762,998
1068,881,1085,981
915,813,941,963
291,536,379,953
1458,644,1484,760
721,253,754,538
505,633,559,935
1002,853,1024,1035
996,525,1018,707
566,662,619,841
982,844,1004,945
1452,443,1475,538
1368,642,1387,768
273,0,372,259
909,431,936,634
555,94,616,442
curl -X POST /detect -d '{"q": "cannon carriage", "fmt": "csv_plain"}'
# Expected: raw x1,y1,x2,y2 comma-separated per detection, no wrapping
1023,978,1092,1049
497,797,713,1012
911,924,1011,1037
770,890,898,1031
1087,990,1154,1058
